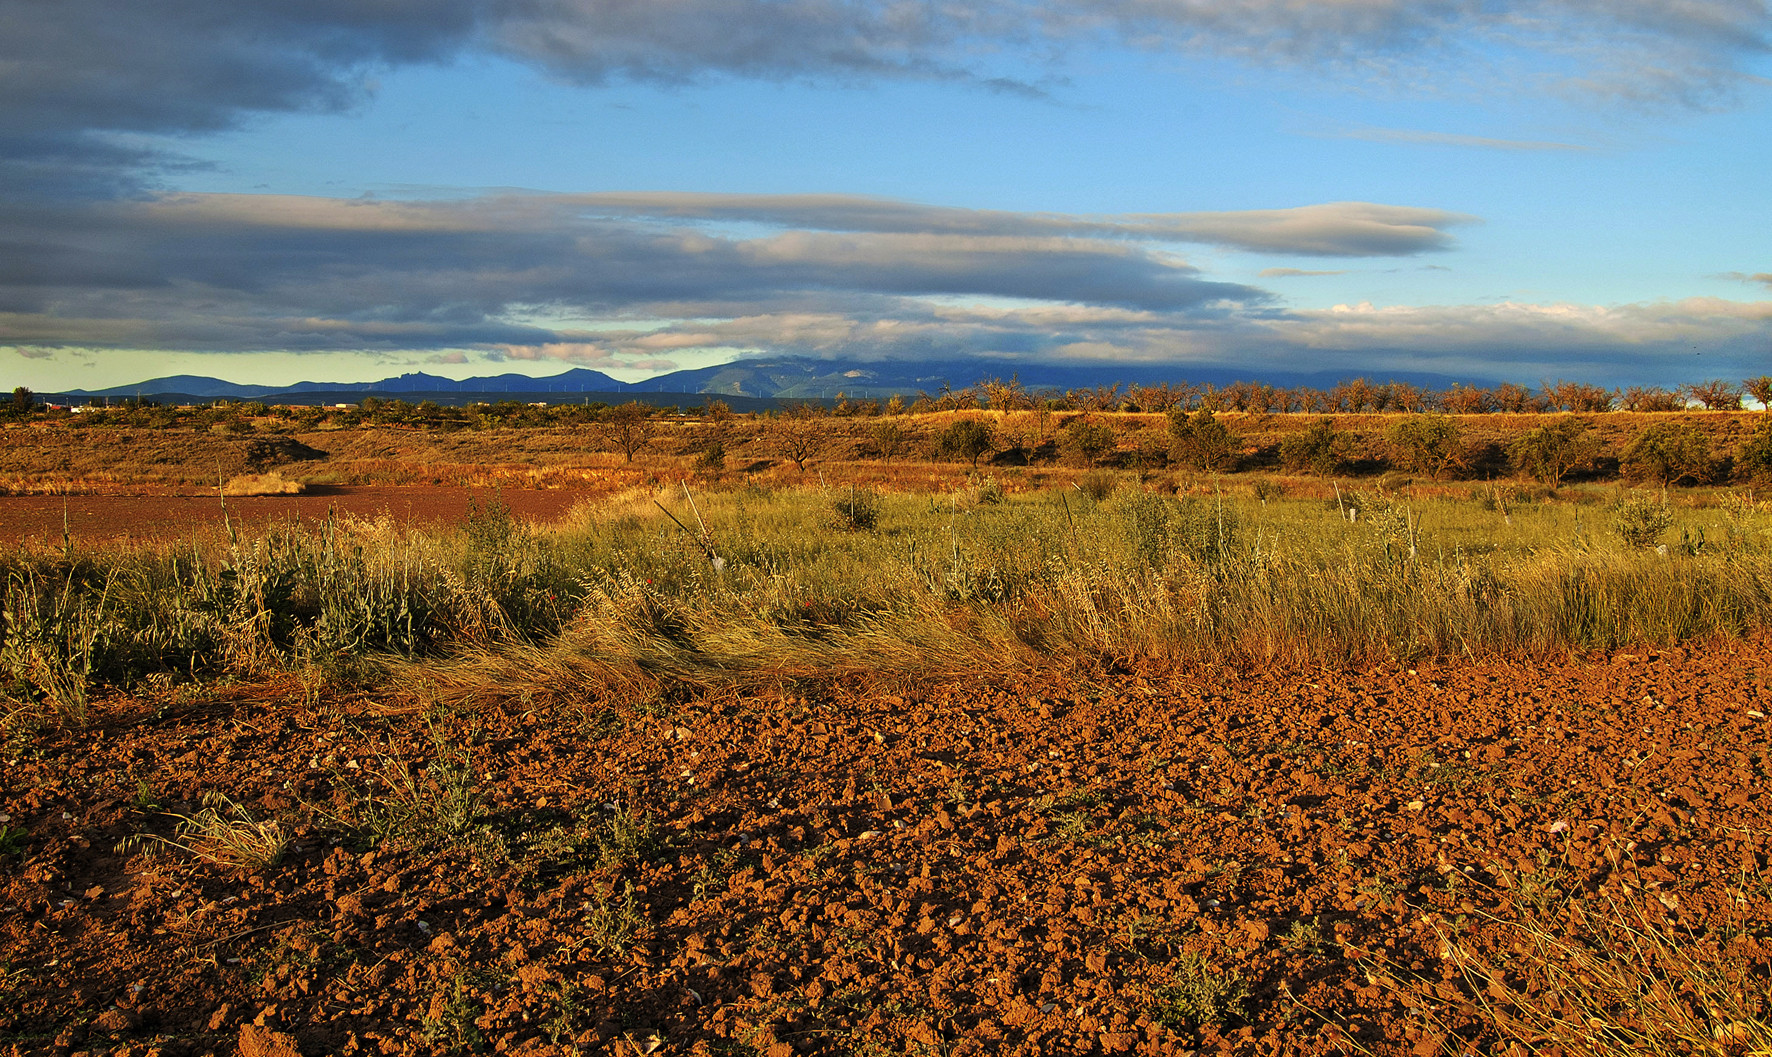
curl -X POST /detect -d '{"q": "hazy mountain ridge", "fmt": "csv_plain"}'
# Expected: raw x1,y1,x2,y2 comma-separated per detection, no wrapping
52,358,1501,403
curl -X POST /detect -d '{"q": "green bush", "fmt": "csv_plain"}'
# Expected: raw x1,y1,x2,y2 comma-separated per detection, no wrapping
1063,418,1117,466
1615,494,1674,548
1738,419,1772,484
1279,418,1355,476
1168,409,1236,471
1510,418,1599,487
1620,422,1714,485
831,488,881,531
1384,414,1465,479
935,418,995,468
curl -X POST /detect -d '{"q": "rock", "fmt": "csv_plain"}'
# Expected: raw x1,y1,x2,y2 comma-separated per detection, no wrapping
238,1024,302,1057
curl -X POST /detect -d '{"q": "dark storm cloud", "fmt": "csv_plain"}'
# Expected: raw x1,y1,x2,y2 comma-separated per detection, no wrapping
5,0,1768,195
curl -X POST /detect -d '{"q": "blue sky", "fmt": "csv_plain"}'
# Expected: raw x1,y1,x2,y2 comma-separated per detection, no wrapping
2,1,1768,391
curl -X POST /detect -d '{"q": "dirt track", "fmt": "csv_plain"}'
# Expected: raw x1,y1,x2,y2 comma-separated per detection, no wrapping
3,639,1769,1056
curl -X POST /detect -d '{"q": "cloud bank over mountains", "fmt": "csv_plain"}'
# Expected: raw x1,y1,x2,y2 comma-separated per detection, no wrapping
4,190,1767,384
1,1,1768,386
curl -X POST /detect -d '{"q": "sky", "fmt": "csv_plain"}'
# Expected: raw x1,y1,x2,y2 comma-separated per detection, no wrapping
2,0,1769,392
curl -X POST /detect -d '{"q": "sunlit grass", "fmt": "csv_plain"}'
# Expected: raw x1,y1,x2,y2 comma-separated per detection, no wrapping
3,478,1770,721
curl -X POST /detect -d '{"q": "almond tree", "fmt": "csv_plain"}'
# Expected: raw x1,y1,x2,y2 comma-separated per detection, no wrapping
1745,375,1772,411
597,401,656,462
1684,379,1742,410
771,403,827,471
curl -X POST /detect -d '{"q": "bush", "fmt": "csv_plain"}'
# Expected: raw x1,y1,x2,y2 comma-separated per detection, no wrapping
1615,494,1674,548
1279,418,1354,476
1384,414,1464,479
693,441,726,474
1063,418,1117,466
1738,419,1772,484
1620,422,1715,485
1509,418,1599,486
1076,471,1118,501
831,488,880,531
1168,409,1236,471
935,418,995,468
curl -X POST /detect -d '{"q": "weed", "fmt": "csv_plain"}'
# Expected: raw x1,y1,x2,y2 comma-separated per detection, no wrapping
583,880,644,954
542,981,583,1045
328,729,492,854
0,824,26,858
129,777,161,813
422,965,486,1054
1279,917,1330,955
595,803,659,867
117,791,289,872
1151,952,1250,1029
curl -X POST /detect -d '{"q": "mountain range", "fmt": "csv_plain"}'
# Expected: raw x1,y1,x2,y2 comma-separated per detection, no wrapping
49,358,1502,406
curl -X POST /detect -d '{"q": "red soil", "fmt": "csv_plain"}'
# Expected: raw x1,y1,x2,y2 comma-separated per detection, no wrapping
3,640,1770,1056
0,487,599,546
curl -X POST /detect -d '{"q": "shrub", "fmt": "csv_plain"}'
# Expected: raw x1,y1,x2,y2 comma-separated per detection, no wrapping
1738,419,1772,484
1076,471,1118,501
1620,422,1715,485
831,487,881,531
1279,418,1354,476
1168,408,1236,471
870,421,908,464
1063,417,1117,465
936,418,995,468
1384,414,1465,479
1615,494,1674,548
693,441,726,474
1509,418,1600,486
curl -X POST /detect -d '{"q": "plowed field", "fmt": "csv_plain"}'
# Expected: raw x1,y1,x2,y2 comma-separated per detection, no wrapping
4,641,1770,1056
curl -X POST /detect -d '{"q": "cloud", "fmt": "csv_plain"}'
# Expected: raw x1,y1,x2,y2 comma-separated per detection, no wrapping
1719,271,1772,289
1259,268,1349,277
1315,125,1593,151
4,0,1766,195
3,187,1766,387
0,191,1276,353
561,193,1475,257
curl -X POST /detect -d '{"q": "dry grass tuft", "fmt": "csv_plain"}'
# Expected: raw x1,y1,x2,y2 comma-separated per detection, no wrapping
117,791,290,871
1361,877,1772,1057
221,472,305,496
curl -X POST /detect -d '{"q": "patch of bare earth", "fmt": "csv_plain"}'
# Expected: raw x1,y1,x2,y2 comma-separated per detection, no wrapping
3,641,1769,1056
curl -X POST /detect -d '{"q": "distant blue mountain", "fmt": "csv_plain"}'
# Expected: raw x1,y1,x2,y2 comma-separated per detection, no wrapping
63,367,630,399
51,357,1502,404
